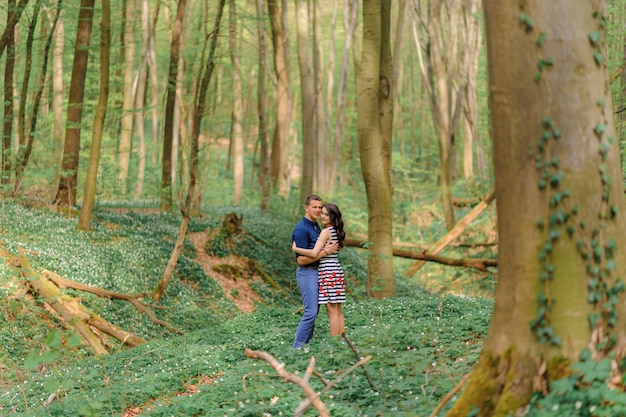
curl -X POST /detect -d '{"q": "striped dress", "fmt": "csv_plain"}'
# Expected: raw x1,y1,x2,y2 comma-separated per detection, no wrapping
318,226,346,304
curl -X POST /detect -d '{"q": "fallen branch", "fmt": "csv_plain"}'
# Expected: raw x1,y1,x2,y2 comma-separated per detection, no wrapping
294,354,374,417
428,371,473,417
342,332,377,392
345,237,497,272
43,269,181,334
17,249,109,354
244,348,330,417
404,189,496,277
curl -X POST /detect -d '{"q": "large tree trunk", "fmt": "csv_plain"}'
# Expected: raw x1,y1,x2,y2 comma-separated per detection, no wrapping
295,0,315,201
229,0,244,205
79,0,110,231
447,2,626,415
268,0,291,198
54,0,95,207
358,0,394,299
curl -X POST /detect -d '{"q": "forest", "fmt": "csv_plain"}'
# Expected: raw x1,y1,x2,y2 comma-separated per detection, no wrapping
1,0,626,416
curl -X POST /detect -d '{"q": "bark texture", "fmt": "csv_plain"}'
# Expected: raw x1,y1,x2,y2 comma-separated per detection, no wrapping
447,2,626,415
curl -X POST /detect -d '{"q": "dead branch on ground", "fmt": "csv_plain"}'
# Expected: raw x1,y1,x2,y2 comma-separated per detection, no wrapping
345,237,497,271
244,348,330,417
342,332,377,391
404,189,496,276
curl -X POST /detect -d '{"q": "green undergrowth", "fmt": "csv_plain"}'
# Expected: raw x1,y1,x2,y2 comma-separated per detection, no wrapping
1,296,492,416
0,201,494,416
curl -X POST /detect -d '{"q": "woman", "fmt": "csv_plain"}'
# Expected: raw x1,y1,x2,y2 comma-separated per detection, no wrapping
292,203,346,336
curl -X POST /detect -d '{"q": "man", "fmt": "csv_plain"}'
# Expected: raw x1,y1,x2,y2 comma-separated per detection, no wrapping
292,194,339,348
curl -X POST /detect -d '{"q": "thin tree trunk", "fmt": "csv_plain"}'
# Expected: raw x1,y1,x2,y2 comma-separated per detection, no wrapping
54,0,95,207
79,0,110,231
52,1,64,160
14,0,61,194
118,0,136,196
229,0,244,205
257,0,270,211
0,0,30,59
161,0,187,211
152,0,225,301
133,0,152,199
295,0,315,201
268,0,292,198
2,0,17,186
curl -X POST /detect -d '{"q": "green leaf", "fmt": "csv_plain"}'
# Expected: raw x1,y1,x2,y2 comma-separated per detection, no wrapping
593,51,604,65
24,351,42,370
66,333,83,348
537,32,546,46
588,31,602,45
44,330,63,349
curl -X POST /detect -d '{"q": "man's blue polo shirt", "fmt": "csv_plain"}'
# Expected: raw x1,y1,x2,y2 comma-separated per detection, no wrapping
292,216,321,267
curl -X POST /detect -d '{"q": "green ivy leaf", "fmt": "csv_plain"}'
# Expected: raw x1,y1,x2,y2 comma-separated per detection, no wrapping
588,31,602,45
593,51,604,65
44,330,63,350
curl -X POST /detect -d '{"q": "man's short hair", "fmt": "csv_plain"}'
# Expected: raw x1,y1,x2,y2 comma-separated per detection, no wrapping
305,194,322,206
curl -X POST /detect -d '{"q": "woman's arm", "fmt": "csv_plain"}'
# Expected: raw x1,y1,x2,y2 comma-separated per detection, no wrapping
292,229,331,258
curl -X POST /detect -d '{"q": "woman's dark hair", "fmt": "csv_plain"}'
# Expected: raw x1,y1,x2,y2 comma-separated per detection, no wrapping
324,203,345,248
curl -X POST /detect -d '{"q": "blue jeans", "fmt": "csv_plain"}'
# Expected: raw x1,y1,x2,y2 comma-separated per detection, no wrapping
293,267,320,348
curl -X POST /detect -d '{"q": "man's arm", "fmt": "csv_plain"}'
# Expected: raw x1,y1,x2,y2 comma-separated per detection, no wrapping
296,240,340,265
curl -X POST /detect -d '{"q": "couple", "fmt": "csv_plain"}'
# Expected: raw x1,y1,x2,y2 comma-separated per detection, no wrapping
292,194,346,349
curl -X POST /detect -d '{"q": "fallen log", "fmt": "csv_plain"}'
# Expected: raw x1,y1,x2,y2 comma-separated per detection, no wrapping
344,237,497,271
43,269,181,334
17,248,109,355
404,189,496,276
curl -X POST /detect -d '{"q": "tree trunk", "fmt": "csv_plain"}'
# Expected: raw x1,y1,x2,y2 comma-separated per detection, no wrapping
410,0,478,230
358,0,394,299
79,0,110,231
0,0,30,59
295,0,315,201
229,0,244,205
118,0,136,196
461,0,481,179
54,0,95,207
268,0,292,198
447,2,626,415
152,0,225,301
14,0,60,194
133,0,152,200
161,0,187,211
52,1,64,164
256,0,270,211
2,0,16,186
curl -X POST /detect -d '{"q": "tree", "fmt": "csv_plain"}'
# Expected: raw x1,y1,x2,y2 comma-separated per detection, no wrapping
357,0,394,299
160,0,187,211
446,2,626,415
152,0,225,301
14,0,61,193
295,0,315,201
267,0,292,198
2,0,17,186
256,0,271,211
117,0,136,196
229,0,244,205
79,0,111,231
54,0,95,207
410,0,480,230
